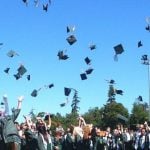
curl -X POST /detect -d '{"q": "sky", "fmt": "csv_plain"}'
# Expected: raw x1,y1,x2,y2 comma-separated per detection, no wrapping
0,0,150,123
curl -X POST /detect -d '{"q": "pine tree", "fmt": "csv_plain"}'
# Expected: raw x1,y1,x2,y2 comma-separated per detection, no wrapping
71,89,80,114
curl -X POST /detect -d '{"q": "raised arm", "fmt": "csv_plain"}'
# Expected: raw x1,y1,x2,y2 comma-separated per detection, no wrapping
3,94,9,116
17,96,24,109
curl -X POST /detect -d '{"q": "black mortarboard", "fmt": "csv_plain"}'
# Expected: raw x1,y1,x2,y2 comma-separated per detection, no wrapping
85,68,94,75
4,68,10,74
7,50,19,57
89,44,96,50
109,79,115,84
17,65,27,76
115,89,123,95
57,51,69,60
84,57,91,65
80,73,87,80
138,41,143,48
31,89,38,97
141,54,149,65
43,3,48,12
60,103,66,107
141,54,148,61
34,0,39,7
145,25,150,31
22,0,28,6
48,83,54,88
114,44,124,61
0,102,4,105
66,26,75,33
31,88,41,97
64,87,71,96
66,35,77,45
27,75,30,81
14,73,21,80
137,95,143,101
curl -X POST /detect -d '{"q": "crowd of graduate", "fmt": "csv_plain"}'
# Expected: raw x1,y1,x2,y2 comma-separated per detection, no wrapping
0,96,150,150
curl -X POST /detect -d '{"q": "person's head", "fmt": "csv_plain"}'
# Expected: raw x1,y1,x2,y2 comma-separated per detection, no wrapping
0,103,5,117
141,128,146,135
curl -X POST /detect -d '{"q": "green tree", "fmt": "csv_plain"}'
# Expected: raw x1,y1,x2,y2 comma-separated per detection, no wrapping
83,107,103,127
130,102,148,125
101,101,129,129
71,89,80,114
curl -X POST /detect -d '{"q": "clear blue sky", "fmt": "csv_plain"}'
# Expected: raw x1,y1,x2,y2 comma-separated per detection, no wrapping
0,0,150,122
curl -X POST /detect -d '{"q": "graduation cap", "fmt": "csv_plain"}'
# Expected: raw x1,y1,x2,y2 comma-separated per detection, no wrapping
141,54,148,61
60,98,69,107
27,75,30,81
141,54,149,65
115,89,123,95
89,44,96,50
137,95,143,101
17,65,27,76
14,65,27,80
114,44,124,61
67,25,75,33
145,25,150,31
0,102,4,105
14,73,21,80
80,73,87,80
48,83,54,88
109,79,115,84
84,57,91,65
85,68,94,75
57,51,69,60
60,103,66,107
66,35,77,45
22,0,28,6
31,88,41,97
43,3,48,12
138,41,143,48
64,87,71,96
4,68,10,74
0,43,3,46
34,0,39,7
7,50,19,57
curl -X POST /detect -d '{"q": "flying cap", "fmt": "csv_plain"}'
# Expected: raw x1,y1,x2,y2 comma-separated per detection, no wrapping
7,50,19,57
109,79,115,84
85,68,94,75
89,44,96,50
64,87,71,96
57,50,69,60
115,89,123,95
137,95,143,101
114,44,124,61
48,83,54,88
4,68,10,74
84,57,91,65
31,89,37,97
17,65,27,76
14,65,27,80
43,3,48,12
14,73,21,80
145,25,150,31
138,41,143,48
80,73,87,80
67,25,75,33
22,0,28,6
66,35,77,45
27,75,30,81
60,103,66,107
31,88,41,97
